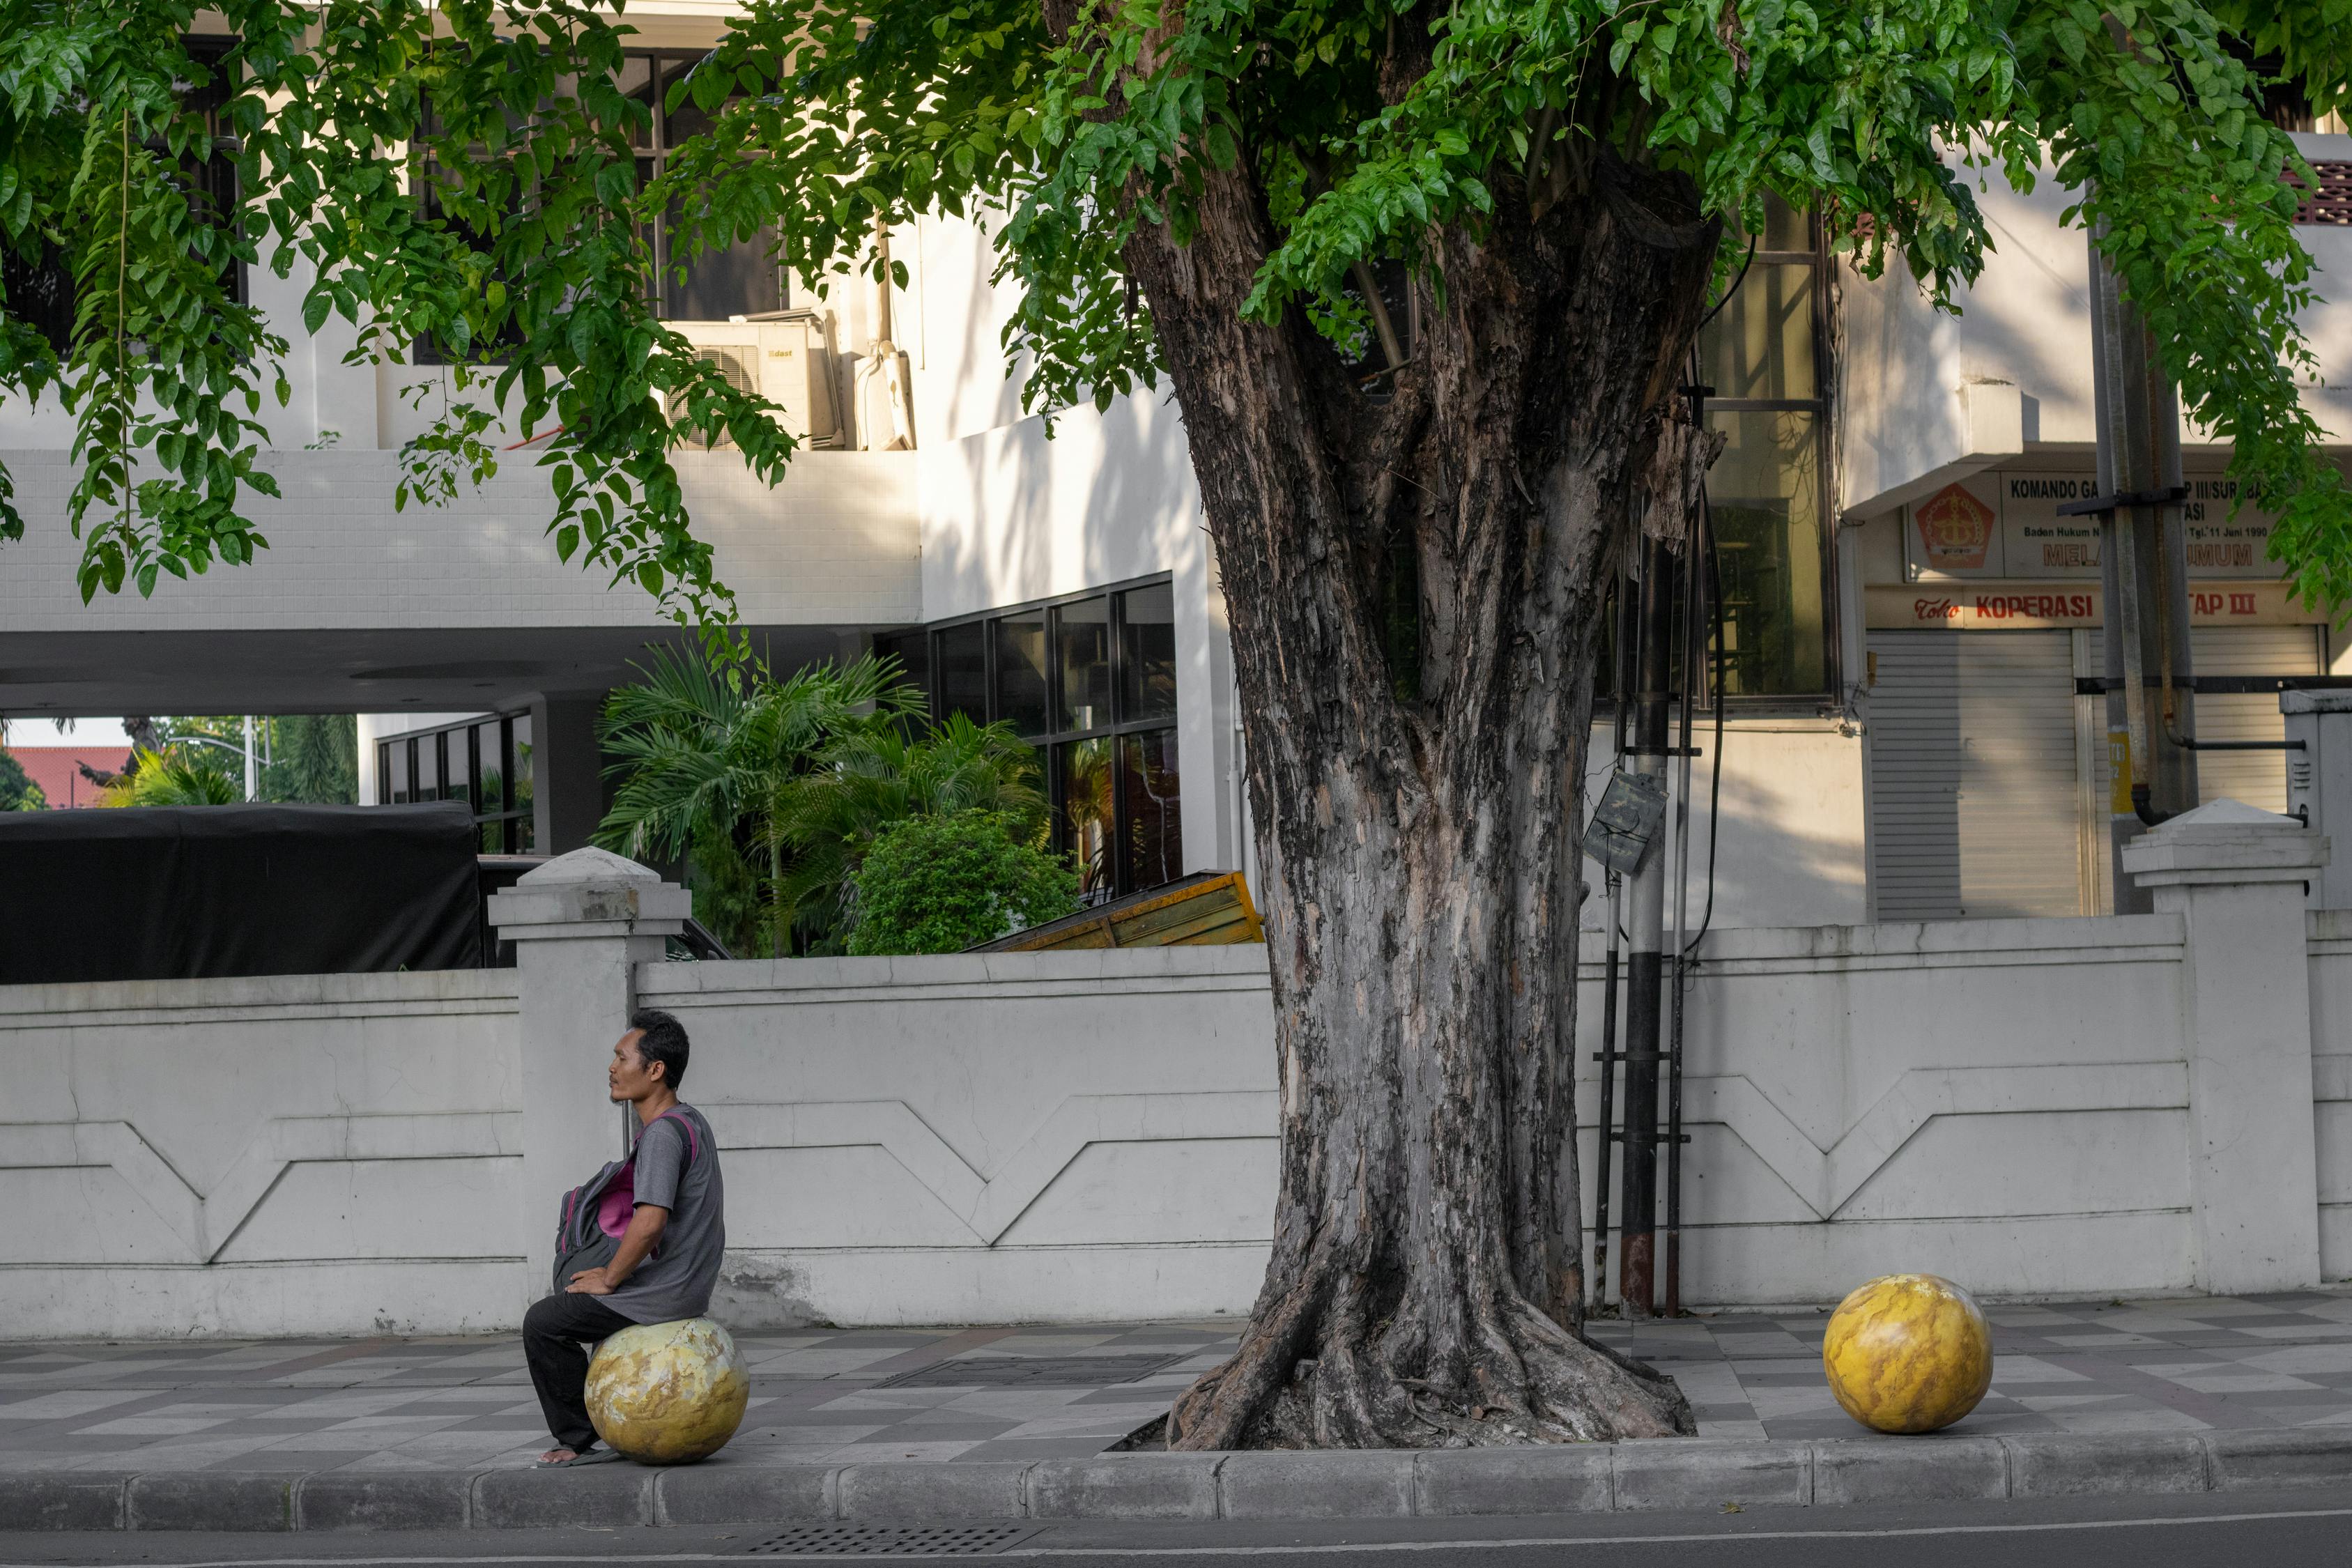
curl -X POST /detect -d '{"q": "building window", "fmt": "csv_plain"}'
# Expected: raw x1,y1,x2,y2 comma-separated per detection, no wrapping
1696,193,1833,698
875,577,1183,902
620,50,787,321
376,713,535,853
409,117,528,366
414,49,787,364
179,38,246,311
22,36,256,354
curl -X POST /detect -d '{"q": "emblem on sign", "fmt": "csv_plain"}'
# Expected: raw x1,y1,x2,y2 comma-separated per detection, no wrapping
1912,483,1995,571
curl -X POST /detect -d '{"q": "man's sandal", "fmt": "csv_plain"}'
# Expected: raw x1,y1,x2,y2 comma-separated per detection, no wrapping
539,1446,627,1468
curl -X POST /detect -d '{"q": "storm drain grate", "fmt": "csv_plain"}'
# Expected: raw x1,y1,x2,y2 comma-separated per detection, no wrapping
746,1524,1038,1555
871,1352,1183,1389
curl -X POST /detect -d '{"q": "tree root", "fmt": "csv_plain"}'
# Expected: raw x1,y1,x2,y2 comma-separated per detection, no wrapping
1169,1274,1693,1450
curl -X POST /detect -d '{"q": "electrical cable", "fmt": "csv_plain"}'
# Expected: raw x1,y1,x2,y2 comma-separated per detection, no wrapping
1695,235,1758,332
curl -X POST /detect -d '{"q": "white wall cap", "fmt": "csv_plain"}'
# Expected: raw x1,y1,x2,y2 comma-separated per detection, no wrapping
2281,689,2352,714
489,849,690,937
2121,797,2330,886
518,847,663,886
2162,798,2302,830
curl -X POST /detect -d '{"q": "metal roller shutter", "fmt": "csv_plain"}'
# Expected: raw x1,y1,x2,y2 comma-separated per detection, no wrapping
1954,631,2082,918
2188,626,2323,812
1865,632,1962,921
1867,629,2082,920
2083,626,2323,815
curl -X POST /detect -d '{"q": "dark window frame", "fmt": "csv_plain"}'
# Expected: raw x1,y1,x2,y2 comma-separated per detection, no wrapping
624,48,790,323
410,47,790,365
876,573,1183,900
1595,201,1838,715
406,103,532,367
376,711,535,854
17,33,258,356
1693,199,1838,707
179,36,248,312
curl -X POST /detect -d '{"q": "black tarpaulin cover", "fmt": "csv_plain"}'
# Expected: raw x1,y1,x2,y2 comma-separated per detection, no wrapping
0,802,484,983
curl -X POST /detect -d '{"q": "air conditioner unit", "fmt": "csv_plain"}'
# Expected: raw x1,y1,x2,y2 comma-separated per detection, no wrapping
668,311,842,449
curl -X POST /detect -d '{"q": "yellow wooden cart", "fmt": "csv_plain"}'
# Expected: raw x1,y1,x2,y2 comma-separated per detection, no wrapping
970,870,1263,952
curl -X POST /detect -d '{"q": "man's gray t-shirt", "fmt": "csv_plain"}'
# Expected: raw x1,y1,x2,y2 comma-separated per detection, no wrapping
607,1105,724,1325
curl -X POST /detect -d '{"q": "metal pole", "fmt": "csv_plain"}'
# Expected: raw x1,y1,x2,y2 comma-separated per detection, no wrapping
243,715,256,802
1617,532,1675,1319
1590,868,1622,1314
1663,489,1702,1319
2089,233,2196,904
1590,562,1635,1314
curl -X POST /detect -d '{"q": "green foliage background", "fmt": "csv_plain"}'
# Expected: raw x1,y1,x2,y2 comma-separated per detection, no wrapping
102,745,240,804
846,808,1081,955
594,652,1060,956
154,715,360,802
0,746,45,810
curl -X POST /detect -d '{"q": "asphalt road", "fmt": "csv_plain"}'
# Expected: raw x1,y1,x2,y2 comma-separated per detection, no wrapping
8,1486,2352,1568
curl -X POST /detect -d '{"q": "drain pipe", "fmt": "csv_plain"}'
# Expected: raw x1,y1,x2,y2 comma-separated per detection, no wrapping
1589,567,1634,1316
1616,532,1676,1319
2110,501,2165,827
1661,487,1700,1319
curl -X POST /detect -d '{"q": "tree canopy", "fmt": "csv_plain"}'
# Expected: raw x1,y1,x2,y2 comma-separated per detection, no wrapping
4,0,2351,613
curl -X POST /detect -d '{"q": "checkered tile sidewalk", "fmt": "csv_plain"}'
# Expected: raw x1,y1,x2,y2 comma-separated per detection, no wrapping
1594,1290,2352,1440
3,1293,2351,1473
0,1324,1232,1474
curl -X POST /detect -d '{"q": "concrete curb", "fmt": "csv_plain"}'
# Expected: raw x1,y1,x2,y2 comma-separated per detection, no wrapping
6,1429,2350,1532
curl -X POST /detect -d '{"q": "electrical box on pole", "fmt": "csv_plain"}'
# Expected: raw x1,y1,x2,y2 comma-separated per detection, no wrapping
2284,691,2351,909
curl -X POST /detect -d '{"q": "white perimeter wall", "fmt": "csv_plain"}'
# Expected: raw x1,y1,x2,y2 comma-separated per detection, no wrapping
639,950,1278,1328
2311,911,2352,1274
0,969,525,1338
13,891,2344,1337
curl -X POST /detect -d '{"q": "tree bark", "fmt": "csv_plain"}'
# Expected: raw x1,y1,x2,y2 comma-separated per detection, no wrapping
1104,130,1723,1446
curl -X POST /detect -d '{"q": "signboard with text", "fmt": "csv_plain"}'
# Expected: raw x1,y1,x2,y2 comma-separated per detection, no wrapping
1998,471,2103,578
2181,475,2280,575
1904,467,2284,582
1865,580,2313,629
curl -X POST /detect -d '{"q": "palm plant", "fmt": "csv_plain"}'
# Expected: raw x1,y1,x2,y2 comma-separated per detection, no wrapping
593,647,923,957
772,712,1050,950
99,748,239,806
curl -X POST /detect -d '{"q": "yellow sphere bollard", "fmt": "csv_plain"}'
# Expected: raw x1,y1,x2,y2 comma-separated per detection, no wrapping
585,1317,750,1464
1821,1274,1994,1434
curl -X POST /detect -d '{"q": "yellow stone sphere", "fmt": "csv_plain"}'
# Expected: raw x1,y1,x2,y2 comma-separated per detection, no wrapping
1821,1274,1994,1434
585,1317,750,1464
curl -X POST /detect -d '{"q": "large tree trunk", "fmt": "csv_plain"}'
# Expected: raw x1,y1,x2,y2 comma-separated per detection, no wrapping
1112,128,1723,1446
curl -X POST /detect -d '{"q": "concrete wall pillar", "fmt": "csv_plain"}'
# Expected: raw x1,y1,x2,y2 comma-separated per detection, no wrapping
2124,799,2330,1293
488,848,689,1312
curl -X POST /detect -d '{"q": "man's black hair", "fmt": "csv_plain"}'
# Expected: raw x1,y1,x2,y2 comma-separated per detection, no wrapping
628,1008,690,1091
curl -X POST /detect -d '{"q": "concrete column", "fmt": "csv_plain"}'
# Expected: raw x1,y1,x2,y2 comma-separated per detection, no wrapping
2123,799,2330,1293
489,848,691,1309
530,695,608,854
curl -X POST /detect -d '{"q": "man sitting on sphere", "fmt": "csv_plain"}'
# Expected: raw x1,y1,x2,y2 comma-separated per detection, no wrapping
528,1009,725,1466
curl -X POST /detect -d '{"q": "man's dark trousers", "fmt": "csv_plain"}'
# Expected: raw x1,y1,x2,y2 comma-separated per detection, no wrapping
524,1292,636,1450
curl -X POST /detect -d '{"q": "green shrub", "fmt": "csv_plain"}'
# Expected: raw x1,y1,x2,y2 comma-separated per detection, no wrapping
847,810,1080,955
0,748,45,810
102,748,239,806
